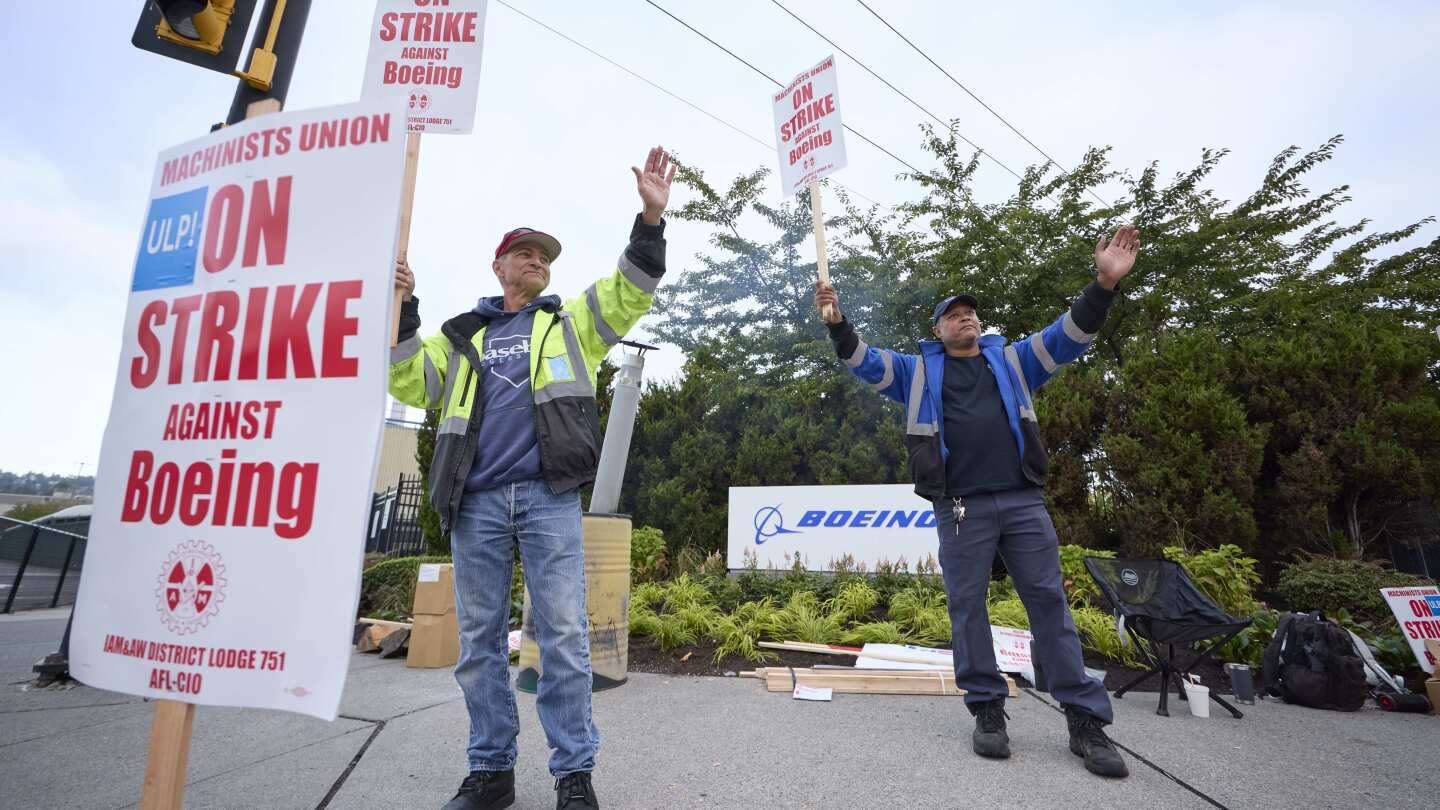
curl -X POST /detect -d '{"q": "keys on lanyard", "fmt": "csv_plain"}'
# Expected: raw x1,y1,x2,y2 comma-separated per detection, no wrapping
951,497,966,535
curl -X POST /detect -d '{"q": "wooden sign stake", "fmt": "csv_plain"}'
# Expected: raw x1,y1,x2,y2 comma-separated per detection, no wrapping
809,180,835,321
139,699,196,810
391,132,423,346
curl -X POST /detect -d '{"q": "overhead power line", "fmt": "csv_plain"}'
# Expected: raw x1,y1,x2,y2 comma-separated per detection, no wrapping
853,0,1111,207
767,0,1025,184
641,0,926,178
494,0,891,210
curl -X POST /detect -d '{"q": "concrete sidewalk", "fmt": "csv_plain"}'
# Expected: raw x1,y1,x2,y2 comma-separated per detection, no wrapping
2,613,1434,809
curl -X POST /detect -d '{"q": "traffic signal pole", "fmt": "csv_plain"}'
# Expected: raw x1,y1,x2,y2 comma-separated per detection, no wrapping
224,0,312,125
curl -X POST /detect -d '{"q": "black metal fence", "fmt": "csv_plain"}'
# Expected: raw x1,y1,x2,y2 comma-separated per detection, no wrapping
366,473,427,556
1,515,89,614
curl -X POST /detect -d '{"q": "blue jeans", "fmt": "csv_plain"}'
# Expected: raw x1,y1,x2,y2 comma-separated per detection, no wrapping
451,480,599,776
934,487,1114,723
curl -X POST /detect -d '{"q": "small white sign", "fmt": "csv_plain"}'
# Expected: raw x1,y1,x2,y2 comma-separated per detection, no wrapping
771,54,848,196
1380,585,1440,673
792,684,833,701
361,0,489,134
991,625,1033,676
417,563,442,583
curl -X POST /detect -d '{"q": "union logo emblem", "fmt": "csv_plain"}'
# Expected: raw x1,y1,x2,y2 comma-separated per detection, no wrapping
154,540,228,635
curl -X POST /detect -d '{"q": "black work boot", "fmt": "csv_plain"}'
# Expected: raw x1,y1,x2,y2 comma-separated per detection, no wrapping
441,769,515,810
555,771,600,810
968,699,1011,759
1065,706,1129,778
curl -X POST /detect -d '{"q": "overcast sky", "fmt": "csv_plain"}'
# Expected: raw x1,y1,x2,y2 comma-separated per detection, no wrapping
2,1,1437,477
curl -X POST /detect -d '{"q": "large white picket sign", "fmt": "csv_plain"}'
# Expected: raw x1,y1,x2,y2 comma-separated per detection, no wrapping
71,99,407,720
729,485,938,571
361,0,488,134
771,54,848,196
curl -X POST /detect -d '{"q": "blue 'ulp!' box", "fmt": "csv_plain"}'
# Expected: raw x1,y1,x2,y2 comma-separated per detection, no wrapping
133,187,208,292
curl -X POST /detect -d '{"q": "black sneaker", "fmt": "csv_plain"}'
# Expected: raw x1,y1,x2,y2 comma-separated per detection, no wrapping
555,771,600,810
1064,707,1129,778
442,769,514,810
969,699,1011,759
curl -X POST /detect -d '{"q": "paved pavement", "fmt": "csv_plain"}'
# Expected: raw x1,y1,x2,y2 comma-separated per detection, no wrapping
2,611,1436,809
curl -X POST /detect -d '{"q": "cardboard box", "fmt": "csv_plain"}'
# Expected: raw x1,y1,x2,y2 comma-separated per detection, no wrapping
1426,678,1440,716
1425,639,1440,671
412,563,456,616
406,612,460,668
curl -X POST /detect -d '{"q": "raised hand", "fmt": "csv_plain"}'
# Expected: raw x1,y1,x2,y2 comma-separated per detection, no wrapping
632,146,676,226
814,280,843,325
1094,224,1140,290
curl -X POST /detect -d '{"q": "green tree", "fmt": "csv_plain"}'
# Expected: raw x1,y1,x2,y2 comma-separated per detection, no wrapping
628,128,1439,571
415,407,446,555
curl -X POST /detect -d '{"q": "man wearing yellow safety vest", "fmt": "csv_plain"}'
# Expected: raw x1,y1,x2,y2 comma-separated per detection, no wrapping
390,147,676,810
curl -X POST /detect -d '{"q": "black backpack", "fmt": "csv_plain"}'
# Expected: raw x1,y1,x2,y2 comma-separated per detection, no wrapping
1261,611,1367,711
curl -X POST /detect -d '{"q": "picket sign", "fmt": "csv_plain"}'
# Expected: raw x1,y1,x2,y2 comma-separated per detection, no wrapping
360,0,489,345
137,98,283,810
771,55,847,318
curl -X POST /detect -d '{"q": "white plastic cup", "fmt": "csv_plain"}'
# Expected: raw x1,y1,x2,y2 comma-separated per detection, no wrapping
1183,681,1210,718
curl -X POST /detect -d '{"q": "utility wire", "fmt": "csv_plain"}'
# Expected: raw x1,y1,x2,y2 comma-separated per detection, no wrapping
641,0,926,178
853,0,1111,207
494,0,892,210
767,0,1025,184
495,0,770,151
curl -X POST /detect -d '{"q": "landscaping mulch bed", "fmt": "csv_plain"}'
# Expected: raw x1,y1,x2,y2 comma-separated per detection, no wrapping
627,635,1244,695
627,636,851,677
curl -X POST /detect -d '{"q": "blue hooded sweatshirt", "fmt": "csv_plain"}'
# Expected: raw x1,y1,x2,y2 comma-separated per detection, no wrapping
463,295,557,491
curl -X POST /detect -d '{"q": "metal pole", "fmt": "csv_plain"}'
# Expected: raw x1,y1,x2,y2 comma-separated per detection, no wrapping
3,525,42,614
50,535,79,609
224,0,313,125
588,346,649,514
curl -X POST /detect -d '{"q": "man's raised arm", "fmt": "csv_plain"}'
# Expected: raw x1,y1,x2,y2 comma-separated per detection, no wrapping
1012,225,1140,391
815,281,913,403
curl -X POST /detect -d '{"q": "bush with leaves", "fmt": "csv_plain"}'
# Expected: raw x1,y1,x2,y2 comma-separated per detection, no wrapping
841,621,912,646
1163,544,1263,618
358,555,452,619
630,525,668,583
1276,558,1432,626
1058,544,1114,606
827,579,881,623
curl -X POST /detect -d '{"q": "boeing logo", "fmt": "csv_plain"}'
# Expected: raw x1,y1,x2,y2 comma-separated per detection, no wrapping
751,505,937,545
753,506,801,546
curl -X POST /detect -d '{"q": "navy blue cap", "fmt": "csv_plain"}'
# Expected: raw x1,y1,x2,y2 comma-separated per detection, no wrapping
931,294,979,325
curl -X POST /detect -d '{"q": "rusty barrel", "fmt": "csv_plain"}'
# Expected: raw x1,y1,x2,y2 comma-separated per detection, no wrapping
515,513,630,692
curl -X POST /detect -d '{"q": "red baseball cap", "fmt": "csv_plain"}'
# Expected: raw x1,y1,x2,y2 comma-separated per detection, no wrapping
494,227,562,261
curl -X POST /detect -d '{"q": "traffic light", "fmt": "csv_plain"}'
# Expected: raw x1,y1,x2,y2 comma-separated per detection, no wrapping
132,0,259,74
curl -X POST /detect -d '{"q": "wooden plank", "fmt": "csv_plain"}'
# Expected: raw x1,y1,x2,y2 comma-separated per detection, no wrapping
391,132,422,346
139,699,195,810
809,180,834,321
750,667,1017,698
355,618,412,653
758,641,862,656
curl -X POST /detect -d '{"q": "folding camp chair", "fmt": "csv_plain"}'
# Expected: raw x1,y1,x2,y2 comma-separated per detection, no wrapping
1083,557,1252,718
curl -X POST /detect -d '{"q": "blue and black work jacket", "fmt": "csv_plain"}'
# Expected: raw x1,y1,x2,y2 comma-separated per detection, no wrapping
827,282,1117,499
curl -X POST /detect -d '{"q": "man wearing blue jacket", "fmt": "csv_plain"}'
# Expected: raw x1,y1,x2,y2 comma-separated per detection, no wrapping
813,225,1140,778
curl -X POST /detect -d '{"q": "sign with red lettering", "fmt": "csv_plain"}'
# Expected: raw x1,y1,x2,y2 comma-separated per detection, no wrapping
361,0,488,134
70,98,408,720
771,54,848,196
1381,585,1440,674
